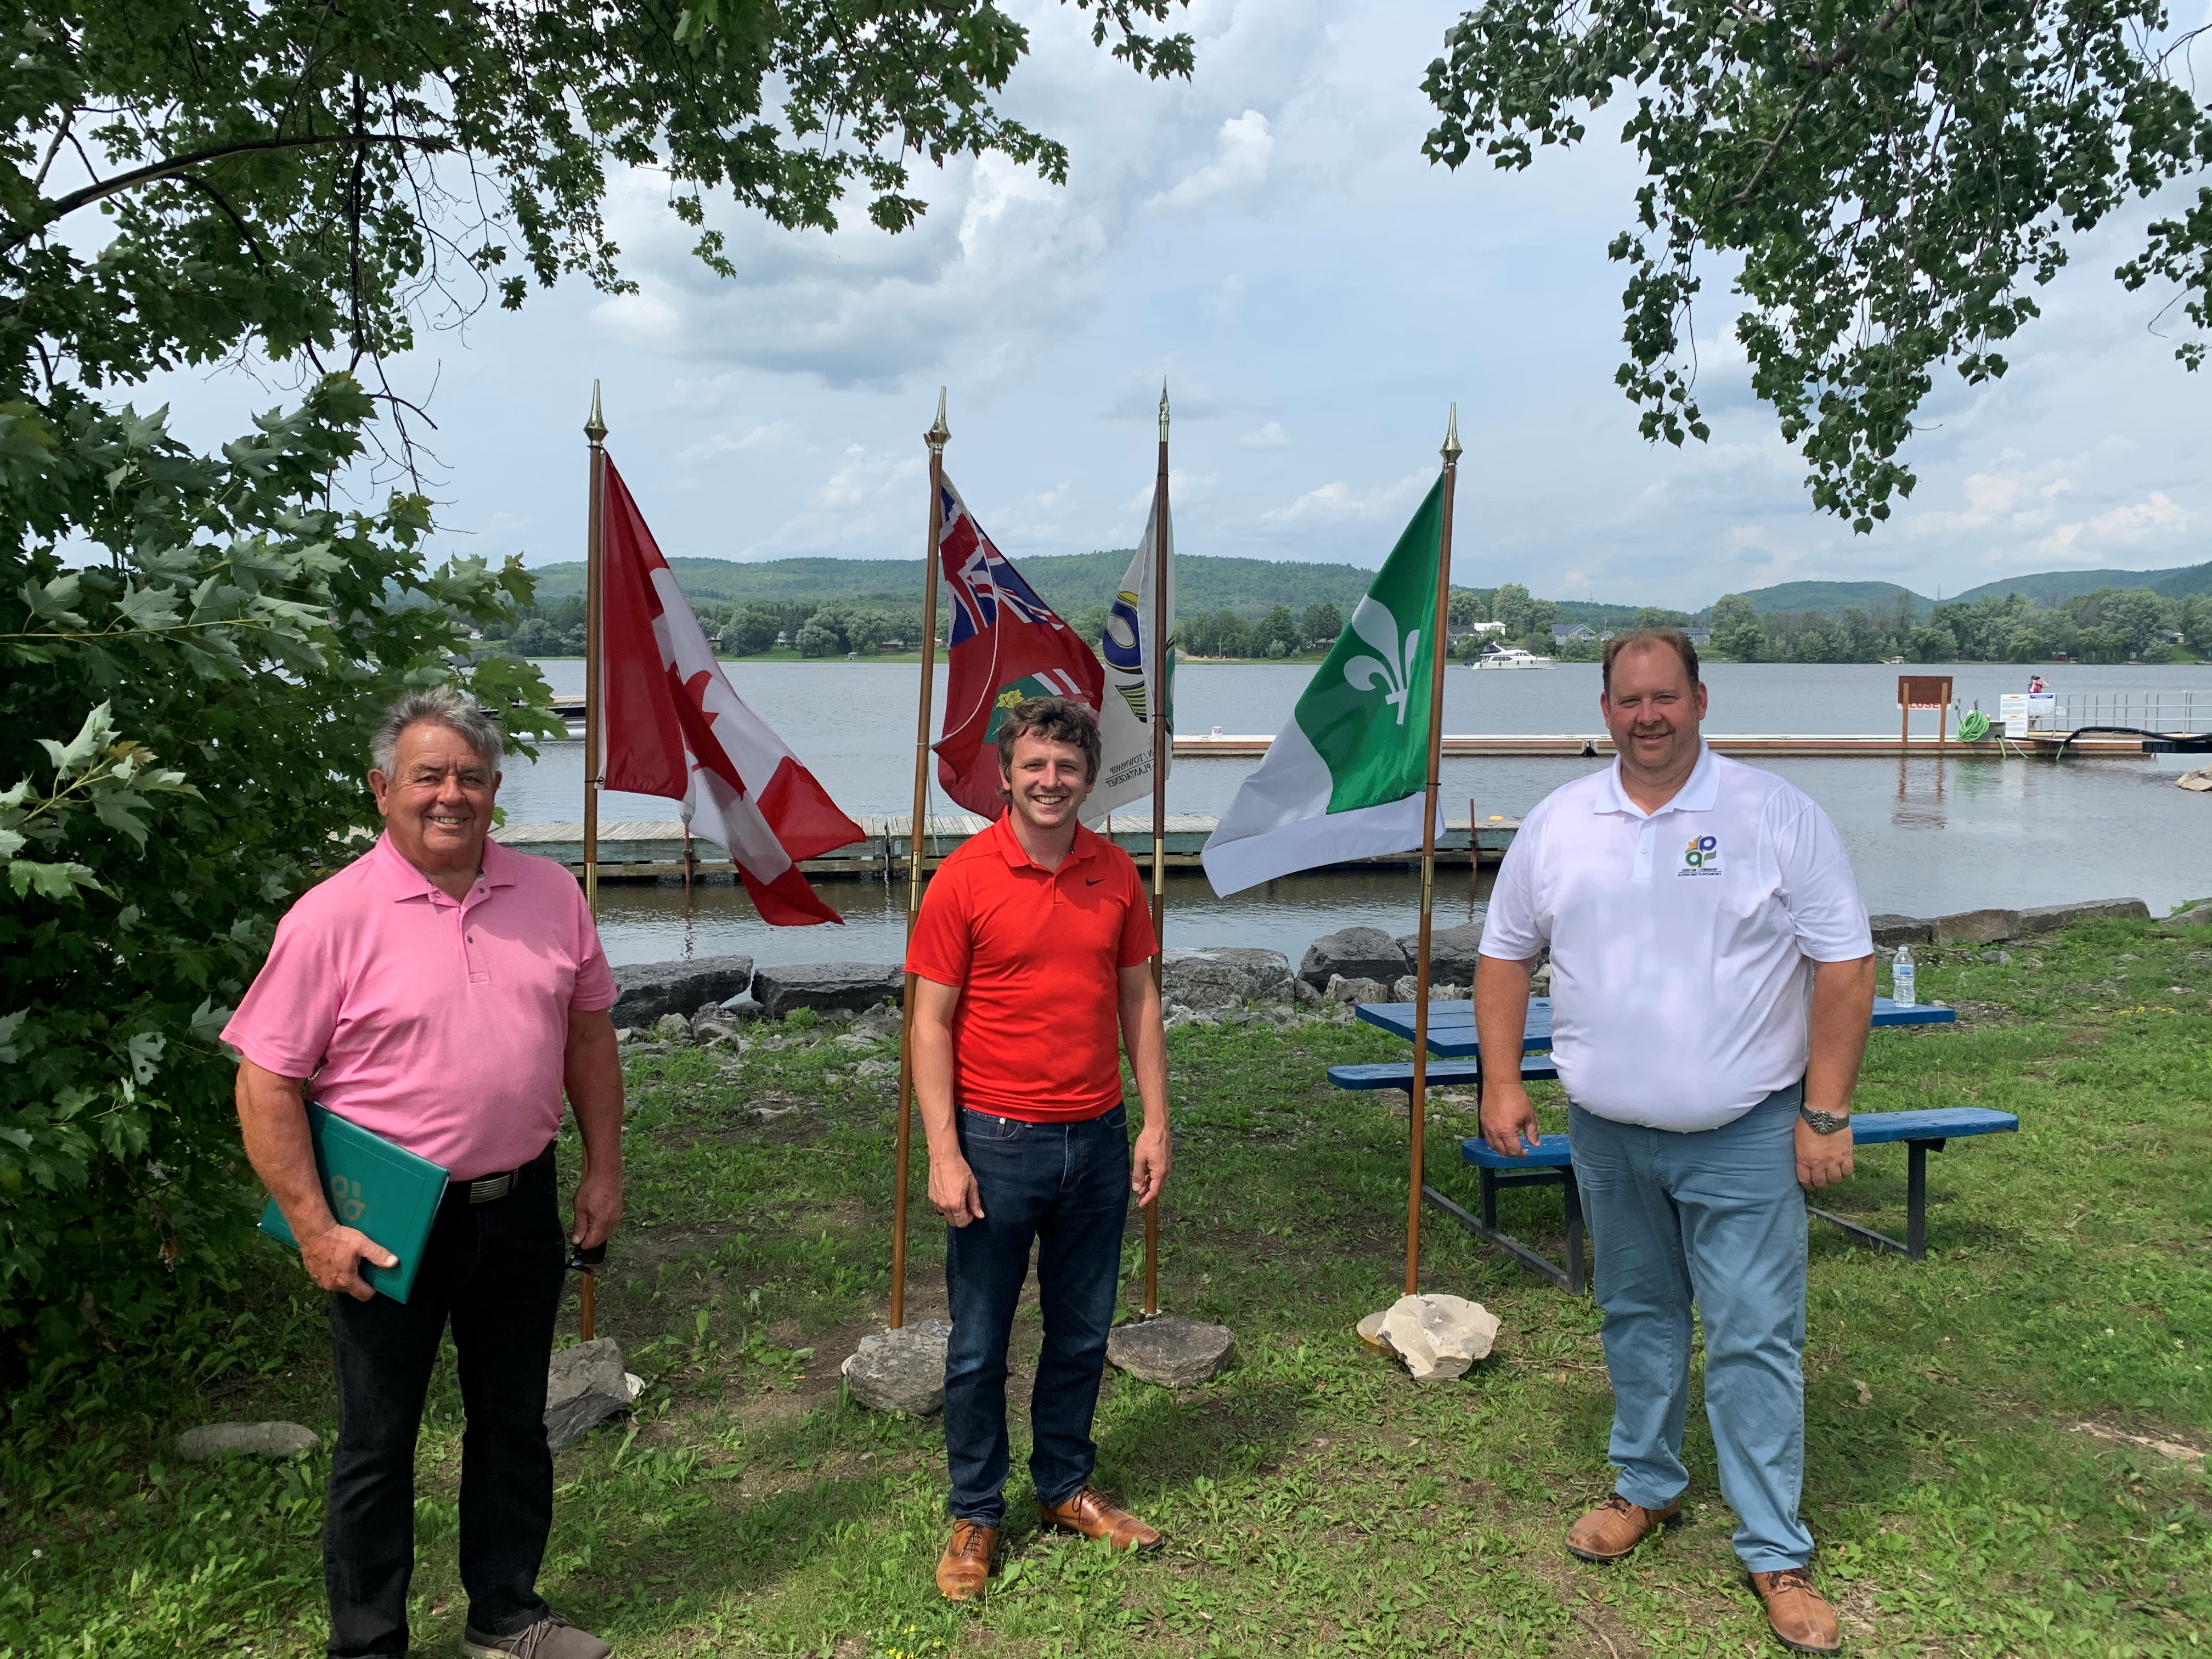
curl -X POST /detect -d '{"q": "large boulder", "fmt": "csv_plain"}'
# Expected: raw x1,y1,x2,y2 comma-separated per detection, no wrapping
1107,1316,1236,1387
752,962,904,1019
1395,919,1487,987
2015,898,2151,935
177,1421,318,1462
843,1320,952,1414
610,956,754,1028
2162,900,2212,930
1160,947,1294,1010
1933,909,2019,946
1868,914,1934,948
545,1338,641,1451
1299,926,1407,991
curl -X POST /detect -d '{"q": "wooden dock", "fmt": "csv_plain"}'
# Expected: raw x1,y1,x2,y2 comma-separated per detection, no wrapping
493,813,1522,883
1172,732,2160,759
540,702,2157,758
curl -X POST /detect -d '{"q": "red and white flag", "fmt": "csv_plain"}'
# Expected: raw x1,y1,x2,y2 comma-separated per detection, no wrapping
932,474,1105,817
599,462,865,926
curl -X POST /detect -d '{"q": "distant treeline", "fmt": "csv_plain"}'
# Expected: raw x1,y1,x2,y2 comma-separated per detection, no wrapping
1707,587,2212,663
485,580,1679,661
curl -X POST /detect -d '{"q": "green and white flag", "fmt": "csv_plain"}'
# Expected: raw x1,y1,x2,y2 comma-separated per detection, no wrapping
1081,479,1174,822
1200,477,1445,895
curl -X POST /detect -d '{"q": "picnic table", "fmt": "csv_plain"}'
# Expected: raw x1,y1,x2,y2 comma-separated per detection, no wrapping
1334,996,2015,1290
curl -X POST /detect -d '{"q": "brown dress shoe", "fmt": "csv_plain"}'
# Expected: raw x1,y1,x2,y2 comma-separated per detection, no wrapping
1564,1492,1683,1562
1038,1486,1164,1551
935,1519,999,1601
1750,1567,1842,1655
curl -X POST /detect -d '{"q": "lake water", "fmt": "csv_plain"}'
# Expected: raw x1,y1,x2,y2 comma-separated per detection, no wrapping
499,660,2212,968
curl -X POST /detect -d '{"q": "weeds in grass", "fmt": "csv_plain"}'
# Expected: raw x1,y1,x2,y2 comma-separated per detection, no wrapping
2,921,2208,1655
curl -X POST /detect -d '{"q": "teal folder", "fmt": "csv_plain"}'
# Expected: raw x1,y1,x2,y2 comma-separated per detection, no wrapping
258,1103,450,1303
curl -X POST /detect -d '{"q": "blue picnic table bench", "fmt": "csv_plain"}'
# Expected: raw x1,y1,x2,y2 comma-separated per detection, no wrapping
1331,997,2016,1291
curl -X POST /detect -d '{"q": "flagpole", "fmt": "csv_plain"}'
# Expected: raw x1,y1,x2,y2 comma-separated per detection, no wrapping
890,388,950,1331
1143,384,1170,1319
580,380,608,1342
1406,404,1462,1296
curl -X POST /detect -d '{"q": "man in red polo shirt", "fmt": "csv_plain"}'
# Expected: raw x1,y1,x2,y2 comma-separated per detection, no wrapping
907,696,1171,1601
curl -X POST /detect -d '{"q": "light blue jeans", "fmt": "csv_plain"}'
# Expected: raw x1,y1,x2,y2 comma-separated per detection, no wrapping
1567,1084,1814,1571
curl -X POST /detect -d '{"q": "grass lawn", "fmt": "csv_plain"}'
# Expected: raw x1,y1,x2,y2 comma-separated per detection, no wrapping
3,920,2209,1657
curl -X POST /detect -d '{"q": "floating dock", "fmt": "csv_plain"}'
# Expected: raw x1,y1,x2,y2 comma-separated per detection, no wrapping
1172,732,2168,759
541,701,2166,758
493,814,1521,883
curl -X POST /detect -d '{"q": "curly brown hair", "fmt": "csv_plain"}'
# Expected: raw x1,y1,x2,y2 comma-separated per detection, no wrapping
994,696,1102,793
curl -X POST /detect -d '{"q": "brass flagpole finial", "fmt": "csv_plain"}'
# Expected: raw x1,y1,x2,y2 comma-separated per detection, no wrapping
585,379,607,446
1442,401,1462,464
927,386,950,454
1158,380,1170,440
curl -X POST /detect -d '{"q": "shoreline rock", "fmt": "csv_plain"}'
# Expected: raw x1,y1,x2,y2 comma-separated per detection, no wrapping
610,956,754,1028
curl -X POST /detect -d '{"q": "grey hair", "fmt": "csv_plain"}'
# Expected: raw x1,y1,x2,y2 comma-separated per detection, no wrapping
371,687,503,777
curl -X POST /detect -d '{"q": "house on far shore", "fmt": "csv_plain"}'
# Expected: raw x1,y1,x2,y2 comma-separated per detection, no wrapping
1450,619,1506,640
1681,628,1711,648
1550,623,1604,646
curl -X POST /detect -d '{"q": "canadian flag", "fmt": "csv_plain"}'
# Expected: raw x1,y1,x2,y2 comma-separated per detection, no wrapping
599,462,865,926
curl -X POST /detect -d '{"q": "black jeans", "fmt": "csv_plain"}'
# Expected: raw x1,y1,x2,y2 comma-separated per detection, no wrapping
324,1143,566,1658
943,1103,1130,1527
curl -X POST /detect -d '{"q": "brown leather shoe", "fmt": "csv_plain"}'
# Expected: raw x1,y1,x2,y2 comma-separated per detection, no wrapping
1750,1567,1842,1655
1564,1492,1683,1562
935,1519,999,1601
1038,1486,1164,1551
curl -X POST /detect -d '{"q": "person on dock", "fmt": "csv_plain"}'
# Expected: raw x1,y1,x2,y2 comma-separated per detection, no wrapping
907,696,1172,1601
1474,629,1876,1657
226,687,624,1659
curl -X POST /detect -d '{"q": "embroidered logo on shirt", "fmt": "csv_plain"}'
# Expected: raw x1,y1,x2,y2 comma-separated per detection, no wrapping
1680,833,1720,876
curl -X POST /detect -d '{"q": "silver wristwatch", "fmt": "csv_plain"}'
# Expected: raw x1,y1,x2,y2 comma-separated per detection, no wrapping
1797,1106,1850,1136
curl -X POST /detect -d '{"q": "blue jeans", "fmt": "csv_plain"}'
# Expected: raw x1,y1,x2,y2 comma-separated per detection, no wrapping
1567,1085,1814,1572
943,1102,1131,1527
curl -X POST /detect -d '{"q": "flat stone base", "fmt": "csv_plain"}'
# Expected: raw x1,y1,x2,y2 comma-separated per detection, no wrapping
177,1421,319,1462
545,1338,642,1450
843,1319,951,1414
1107,1316,1237,1387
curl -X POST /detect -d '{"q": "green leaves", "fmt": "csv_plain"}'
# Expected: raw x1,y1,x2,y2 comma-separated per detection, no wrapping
1423,0,2212,532
2,1,1194,399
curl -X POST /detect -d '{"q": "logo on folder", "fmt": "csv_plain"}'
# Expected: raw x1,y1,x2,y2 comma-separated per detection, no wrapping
1680,833,1720,876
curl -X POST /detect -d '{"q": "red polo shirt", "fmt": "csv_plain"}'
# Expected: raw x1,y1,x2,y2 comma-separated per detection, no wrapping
906,812,1156,1123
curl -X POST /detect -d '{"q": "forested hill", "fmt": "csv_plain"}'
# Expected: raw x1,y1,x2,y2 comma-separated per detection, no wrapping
1951,560,2212,604
526,550,1391,617
1736,580,1932,620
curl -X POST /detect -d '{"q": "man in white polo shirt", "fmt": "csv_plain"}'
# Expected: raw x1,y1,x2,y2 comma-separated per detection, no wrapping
1476,628,1875,1657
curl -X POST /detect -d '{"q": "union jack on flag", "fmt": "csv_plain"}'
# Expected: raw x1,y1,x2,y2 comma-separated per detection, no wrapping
939,482,1069,647
929,473,1105,817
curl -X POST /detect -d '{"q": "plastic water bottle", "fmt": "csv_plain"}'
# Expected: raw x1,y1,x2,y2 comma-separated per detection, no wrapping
1892,944,1917,1008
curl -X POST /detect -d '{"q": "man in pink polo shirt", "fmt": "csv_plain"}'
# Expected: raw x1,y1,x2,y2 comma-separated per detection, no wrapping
225,688,623,1659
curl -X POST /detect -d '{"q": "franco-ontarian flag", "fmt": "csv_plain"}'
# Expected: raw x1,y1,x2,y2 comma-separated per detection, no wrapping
1200,476,1446,896
1081,480,1174,823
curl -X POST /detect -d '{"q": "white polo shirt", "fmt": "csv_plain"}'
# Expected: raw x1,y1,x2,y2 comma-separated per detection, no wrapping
1480,746,1872,1132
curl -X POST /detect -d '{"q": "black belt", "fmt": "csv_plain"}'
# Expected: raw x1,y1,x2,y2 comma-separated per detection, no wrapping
449,1144,549,1204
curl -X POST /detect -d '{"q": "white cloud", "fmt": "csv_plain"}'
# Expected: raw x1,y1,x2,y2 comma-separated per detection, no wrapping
1262,470,1427,524
1242,420,1290,447
1123,469,1220,513
1151,110,1274,209
677,422,794,465
817,445,923,510
2028,491,2197,562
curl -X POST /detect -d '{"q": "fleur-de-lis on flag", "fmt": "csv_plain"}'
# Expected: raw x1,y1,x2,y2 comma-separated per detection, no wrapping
1341,596,1419,724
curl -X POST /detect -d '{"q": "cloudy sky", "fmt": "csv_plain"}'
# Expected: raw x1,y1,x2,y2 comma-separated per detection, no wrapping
151,0,2212,612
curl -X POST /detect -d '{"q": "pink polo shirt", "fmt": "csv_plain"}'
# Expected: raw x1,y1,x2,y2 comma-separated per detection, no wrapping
223,833,617,1180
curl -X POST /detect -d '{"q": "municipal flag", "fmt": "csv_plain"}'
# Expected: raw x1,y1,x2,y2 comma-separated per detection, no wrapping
932,475,1106,817
599,462,866,925
1081,480,1175,823
1200,477,1446,895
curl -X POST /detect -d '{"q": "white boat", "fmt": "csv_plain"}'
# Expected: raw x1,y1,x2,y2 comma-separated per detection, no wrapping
1473,647,1555,669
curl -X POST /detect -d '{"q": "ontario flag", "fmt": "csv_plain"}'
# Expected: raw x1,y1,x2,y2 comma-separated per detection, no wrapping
599,462,866,924
930,475,1106,817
